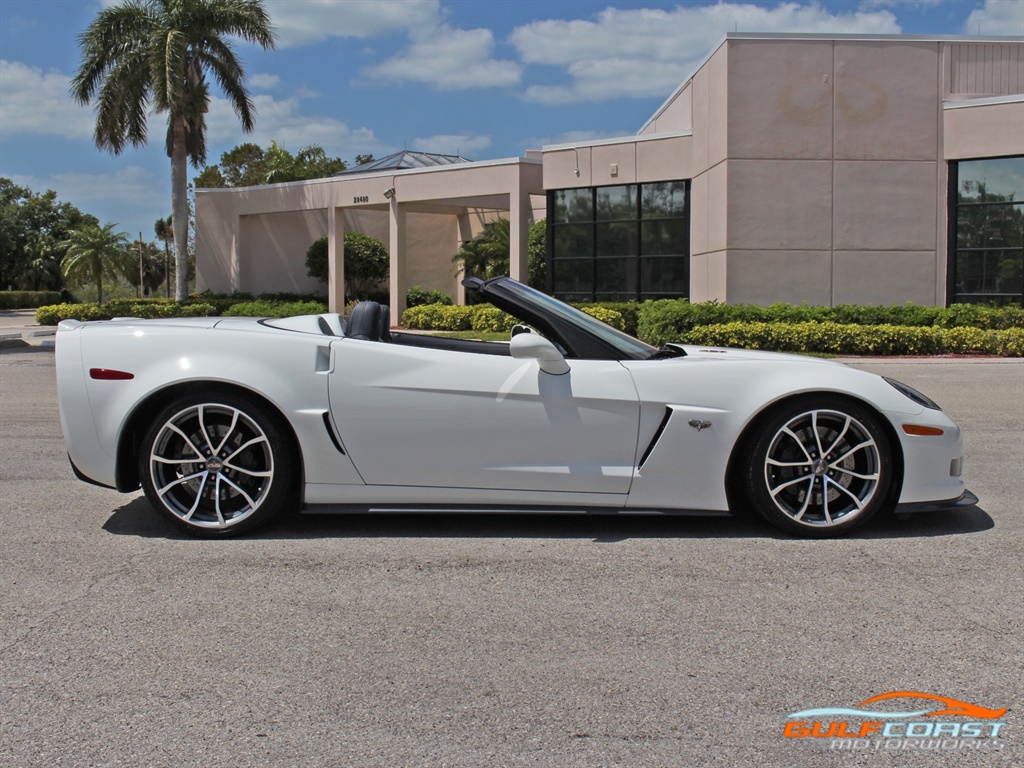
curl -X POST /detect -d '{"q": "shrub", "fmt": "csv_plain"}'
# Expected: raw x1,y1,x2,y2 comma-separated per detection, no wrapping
36,303,107,324
574,302,637,334
995,327,1024,356
305,233,389,299
470,305,516,332
578,305,626,331
637,300,1024,346
189,292,254,314
0,291,64,309
222,299,327,318
681,322,1022,356
401,304,475,331
35,301,217,325
406,286,453,308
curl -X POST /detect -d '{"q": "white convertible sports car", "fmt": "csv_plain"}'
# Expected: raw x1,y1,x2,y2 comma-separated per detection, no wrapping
56,276,976,538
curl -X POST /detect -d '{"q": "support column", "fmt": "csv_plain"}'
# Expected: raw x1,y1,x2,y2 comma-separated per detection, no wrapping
327,207,345,313
509,181,530,283
230,217,241,293
455,212,474,305
389,198,407,321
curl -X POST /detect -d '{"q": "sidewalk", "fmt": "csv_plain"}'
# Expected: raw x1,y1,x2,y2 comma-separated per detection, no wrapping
0,309,56,348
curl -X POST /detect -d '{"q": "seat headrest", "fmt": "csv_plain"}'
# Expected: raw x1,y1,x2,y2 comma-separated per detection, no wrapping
346,301,383,341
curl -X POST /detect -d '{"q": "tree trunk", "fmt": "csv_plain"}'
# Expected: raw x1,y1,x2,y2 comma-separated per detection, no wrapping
97,269,103,306
171,115,190,302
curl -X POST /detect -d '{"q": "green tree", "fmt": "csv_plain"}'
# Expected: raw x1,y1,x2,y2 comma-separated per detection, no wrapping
154,215,175,296
453,217,547,289
1,178,94,291
528,219,546,290
71,0,276,301
305,233,389,301
62,222,132,304
196,141,348,187
454,218,511,280
124,239,167,296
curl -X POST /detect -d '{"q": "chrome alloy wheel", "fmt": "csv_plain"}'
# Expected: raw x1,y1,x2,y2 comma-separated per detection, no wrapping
148,403,274,529
763,409,881,528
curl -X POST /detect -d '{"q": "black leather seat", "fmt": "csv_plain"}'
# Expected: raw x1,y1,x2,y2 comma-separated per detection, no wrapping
346,301,390,342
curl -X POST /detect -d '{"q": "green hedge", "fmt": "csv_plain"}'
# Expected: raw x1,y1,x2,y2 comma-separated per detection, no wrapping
35,295,330,325
402,303,629,334
222,299,328,318
192,291,329,314
406,286,453,308
36,302,218,325
401,304,518,332
637,300,1024,344
684,322,1024,357
0,291,64,309
576,302,640,335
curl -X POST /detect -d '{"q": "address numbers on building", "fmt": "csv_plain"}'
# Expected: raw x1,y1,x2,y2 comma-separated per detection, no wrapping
353,196,369,204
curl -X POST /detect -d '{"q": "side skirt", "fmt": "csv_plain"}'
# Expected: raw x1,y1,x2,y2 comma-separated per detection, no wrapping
302,503,730,516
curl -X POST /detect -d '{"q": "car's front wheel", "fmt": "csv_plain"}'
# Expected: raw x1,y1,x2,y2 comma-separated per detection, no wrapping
742,397,896,537
139,393,295,537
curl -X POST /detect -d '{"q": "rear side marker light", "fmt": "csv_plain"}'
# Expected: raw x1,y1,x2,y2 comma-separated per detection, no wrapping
902,424,944,436
90,368,134,380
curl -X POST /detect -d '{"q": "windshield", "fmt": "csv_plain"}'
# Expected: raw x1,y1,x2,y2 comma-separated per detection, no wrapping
491,280,658,360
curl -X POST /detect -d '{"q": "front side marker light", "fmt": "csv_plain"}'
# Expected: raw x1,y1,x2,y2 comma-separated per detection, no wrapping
902,424,944,436
89,368,134,380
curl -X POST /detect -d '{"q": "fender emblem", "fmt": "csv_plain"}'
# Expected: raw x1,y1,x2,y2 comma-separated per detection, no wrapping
688,419,712,432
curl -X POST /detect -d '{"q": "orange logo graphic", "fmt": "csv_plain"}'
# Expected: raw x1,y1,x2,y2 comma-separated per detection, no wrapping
858,691,1007,720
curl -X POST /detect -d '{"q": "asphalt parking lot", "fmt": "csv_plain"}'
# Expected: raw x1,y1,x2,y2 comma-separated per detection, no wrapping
1,343,1021,768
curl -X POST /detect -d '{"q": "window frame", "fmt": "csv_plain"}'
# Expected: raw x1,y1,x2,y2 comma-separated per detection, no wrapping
947,155,1024,306
547,181,690,302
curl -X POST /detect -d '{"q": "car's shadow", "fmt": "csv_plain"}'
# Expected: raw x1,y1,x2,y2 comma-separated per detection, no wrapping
103,497,995,542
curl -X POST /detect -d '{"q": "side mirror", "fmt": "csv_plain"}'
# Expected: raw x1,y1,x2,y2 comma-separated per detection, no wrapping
510,333,570,375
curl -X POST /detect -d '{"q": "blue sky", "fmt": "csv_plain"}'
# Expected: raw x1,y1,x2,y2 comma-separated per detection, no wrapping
1,0,1022,243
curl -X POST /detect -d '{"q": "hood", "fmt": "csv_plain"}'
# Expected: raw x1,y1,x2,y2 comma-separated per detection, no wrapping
667,343,845,366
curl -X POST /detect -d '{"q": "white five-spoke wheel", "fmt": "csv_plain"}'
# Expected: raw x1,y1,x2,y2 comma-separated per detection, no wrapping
744,398,895,537
139,394,295,536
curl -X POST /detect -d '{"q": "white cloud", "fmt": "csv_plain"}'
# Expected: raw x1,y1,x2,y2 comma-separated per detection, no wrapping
249,72,281,90
0,60,93,140
525,58,696,105
860,0,942,7
510,3,901,103
963,0,1024,35
524,129,635,149
264,0,441,48
9,166,167,222
0,57,386,162
205,93,387,158
363,24,522,89
410,134,492,156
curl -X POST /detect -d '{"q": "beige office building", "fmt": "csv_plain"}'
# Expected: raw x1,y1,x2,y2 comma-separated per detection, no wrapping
195,33,1024,315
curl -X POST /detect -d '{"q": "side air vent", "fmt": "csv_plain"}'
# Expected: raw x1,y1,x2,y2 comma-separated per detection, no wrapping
322,412,345,454
638,407,673,470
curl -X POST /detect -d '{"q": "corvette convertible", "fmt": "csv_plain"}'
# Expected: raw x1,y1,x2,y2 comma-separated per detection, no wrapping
55,276,975,538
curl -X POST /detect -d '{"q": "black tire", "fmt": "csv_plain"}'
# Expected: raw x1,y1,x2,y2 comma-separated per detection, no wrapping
138,392,296,537
741,397,896,537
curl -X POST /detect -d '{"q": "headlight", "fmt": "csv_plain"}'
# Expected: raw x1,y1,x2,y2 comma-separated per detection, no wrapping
884,377,941,410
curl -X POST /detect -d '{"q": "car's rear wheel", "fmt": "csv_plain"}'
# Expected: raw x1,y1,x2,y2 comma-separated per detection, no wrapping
742,397,895,537
139,393,295,537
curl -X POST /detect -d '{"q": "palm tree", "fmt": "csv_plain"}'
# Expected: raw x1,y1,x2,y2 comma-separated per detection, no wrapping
154,215,174,297
71,0,275,301
62,222,132,304
454,218,512,280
